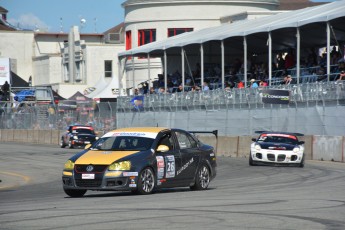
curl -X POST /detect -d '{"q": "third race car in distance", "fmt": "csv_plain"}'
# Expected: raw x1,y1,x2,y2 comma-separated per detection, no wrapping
62,127,217,197
249,131,305,167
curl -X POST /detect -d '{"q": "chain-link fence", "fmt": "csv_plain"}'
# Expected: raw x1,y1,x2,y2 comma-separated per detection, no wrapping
0,101,117,134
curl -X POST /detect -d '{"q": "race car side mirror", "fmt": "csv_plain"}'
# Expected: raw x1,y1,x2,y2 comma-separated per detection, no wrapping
299,141,305,145
157,145,169,152
84,144,92,149
251,138,257,142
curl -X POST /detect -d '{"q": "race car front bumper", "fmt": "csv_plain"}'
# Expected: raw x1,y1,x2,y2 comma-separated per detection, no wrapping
251,149,303,165
62,170,138,191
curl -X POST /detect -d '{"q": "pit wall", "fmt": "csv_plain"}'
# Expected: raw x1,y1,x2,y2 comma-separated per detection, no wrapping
0,129,343,163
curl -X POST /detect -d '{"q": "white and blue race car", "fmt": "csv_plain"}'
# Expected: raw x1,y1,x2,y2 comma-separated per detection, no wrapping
249,131,305,167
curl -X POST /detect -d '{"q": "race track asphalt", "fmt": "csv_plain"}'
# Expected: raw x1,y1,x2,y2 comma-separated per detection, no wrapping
1,142,345,230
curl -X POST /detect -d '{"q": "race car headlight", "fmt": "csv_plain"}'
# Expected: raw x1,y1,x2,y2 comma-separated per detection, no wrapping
95,137,99,140
73,135,78,140
255,144,261,151
293,147,300,153
108,161,131,171
64,160,75,170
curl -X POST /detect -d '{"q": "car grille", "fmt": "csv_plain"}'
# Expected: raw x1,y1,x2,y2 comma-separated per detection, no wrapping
277,154,286,162
75,165,107,173
75,179,102,187
267,154,275,161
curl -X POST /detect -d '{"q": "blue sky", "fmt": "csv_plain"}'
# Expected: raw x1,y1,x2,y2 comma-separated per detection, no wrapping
0,0,338,33
0,0,124,33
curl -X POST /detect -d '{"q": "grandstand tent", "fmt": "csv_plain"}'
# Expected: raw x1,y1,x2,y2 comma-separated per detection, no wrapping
118,0,345,91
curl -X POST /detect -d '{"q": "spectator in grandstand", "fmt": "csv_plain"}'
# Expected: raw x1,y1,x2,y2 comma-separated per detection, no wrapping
202,81,210,91
149,87,156,94
336,71,345,81
259,80,268,87
158,87,166,94
282,74,294,85
250,79,259,88
285,49,295,69
176,85,183,93
237,81,244,88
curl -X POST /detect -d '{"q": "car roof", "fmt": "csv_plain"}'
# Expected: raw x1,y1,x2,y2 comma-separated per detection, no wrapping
255,131,304,136
111,127,170,134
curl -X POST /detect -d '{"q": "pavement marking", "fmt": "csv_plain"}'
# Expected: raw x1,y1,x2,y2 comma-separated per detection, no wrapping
0,171,32,190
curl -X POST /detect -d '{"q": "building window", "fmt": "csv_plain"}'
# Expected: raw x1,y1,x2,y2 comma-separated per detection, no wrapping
126,31,132,50
104,60,112,78
168,28,193,37
138,29,156,46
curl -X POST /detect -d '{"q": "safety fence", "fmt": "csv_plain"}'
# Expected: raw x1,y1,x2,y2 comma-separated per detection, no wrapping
0,101,117,133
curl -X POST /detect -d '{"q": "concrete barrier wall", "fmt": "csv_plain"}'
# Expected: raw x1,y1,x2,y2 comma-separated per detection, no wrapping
1,129,344,163
312,135,344,162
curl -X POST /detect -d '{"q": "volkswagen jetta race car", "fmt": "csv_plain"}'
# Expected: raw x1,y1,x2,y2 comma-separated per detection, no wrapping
62,127,217,197
249,131,305,167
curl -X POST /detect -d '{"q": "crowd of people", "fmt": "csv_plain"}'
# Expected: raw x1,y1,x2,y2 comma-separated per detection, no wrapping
131,46,345,96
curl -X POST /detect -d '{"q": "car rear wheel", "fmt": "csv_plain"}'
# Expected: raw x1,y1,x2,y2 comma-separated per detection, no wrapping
190,164,210,191
136,168,155,195
63,188,86,197
60,138,66,148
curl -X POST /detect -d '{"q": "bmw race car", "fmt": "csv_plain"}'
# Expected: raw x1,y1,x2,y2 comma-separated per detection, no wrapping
60,125,99,149
249,131,305,167
62,127,217,197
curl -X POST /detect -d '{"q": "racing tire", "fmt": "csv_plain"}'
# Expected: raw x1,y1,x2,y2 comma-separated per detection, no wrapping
190,164,210,191
60,138,66,148
136,167,155,195
299,155,305,168
249,153,256,166
68,140,74,149
63,188,87,197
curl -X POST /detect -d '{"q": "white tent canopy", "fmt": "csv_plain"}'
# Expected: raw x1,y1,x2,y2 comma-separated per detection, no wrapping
119,0,345,57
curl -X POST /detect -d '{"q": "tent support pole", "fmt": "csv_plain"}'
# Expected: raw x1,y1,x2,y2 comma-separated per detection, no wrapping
132,55,135,93
182,48,185,92
201,44,204,89
148,53,151,90
296,28,301,84
164,50,167,93
243,36,248,88
268,32,272,86
327,22,331,82
221,40,225,90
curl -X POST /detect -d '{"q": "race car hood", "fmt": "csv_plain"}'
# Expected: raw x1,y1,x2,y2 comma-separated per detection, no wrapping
258,142,296,151
75,150,139,165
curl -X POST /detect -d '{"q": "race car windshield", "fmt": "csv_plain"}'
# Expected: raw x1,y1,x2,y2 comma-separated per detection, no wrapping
91,136,154,151
73,129,94,135
258,135,298,145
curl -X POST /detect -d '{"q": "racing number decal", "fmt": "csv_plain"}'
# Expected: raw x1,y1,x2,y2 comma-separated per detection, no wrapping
165,155,175,178
156,156,165,180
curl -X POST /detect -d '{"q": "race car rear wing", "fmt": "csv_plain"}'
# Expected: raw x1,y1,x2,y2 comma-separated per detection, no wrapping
188,130,218,154
255,131,304,136
188,130,218,138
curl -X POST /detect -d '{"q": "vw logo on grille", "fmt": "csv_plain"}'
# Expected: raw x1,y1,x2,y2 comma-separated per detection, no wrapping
86,165,94,172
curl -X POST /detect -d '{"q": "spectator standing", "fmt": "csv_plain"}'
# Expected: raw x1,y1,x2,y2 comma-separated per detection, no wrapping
1,81,10,101
202,81,210,91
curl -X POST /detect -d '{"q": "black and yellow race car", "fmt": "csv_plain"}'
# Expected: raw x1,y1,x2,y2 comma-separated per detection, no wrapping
62,127,217,197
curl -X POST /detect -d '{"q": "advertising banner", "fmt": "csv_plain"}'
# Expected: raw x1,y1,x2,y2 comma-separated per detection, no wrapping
261,89,290,104
0,58,11,85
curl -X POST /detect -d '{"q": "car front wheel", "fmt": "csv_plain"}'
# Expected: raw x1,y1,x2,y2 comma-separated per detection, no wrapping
63,188,87,197
68,140,74,149
190,164,210,191
60,138,66,148
136,168,155,195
